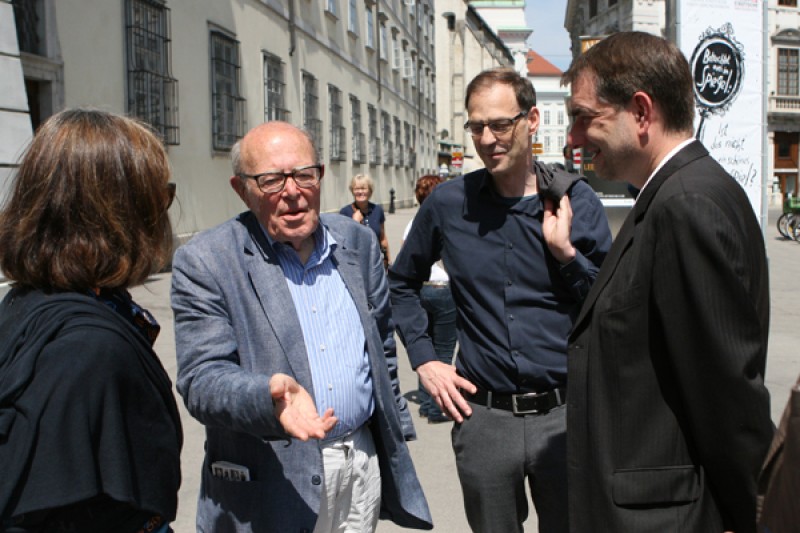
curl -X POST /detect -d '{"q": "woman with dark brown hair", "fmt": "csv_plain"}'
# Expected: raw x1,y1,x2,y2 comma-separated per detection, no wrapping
0,109,182,532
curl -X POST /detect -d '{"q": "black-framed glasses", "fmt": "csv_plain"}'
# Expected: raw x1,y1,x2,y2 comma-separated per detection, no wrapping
239,164,324,194
464,111,526,136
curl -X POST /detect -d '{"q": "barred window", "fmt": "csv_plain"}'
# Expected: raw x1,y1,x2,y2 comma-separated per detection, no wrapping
394,116,403,167
351,95,364,163
264,52,288,122
382,111,392,165
368,104,380,165
303,72,322,157
125,0,179,144
329,84,345,161
210,31,245,151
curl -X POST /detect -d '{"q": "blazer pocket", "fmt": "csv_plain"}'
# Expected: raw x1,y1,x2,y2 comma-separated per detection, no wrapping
612,466,701,507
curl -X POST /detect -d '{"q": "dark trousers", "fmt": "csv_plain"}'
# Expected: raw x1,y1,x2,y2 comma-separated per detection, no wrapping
418,284,457,417
451,403,568,533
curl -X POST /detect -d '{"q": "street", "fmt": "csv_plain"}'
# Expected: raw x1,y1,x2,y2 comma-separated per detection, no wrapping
131,205,800,532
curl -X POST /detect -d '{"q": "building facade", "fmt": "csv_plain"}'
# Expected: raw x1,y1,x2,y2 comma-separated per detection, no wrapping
526,49,569,166
564,0,792,204
435,0,514,175
468,0,532,75
3,0,437,250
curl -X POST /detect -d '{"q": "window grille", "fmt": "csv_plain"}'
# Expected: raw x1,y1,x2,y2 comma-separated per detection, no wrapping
303,72,323,157
264,52,289,122
211,31,246,151
329,85,346,161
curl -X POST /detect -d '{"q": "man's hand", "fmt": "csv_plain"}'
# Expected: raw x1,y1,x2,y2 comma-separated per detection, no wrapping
270,373,337,441
417,361,477,423
542,195,576,264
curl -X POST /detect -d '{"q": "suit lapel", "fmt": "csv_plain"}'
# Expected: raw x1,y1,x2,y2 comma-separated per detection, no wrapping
572,141,709,335
240,214,314,389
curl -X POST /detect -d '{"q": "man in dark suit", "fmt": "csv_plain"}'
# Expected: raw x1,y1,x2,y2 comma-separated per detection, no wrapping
171,121,431,532
560,32,773,532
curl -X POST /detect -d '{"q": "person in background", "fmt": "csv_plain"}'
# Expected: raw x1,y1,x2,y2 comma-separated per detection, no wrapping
390,67,611,533
340,174,391,268
171,121,431,533
0,108,182,533
562,31,772,533
402,175,456,425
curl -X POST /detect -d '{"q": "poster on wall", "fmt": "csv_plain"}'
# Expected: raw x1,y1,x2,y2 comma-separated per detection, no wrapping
678,0,764,218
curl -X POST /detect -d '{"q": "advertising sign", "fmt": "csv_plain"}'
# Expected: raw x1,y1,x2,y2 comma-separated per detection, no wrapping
678,0,764,218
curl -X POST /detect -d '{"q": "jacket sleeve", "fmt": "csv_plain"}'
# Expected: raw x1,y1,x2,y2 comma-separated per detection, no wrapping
171,244,289,441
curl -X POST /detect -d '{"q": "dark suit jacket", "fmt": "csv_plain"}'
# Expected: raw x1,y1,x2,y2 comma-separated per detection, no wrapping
567,141,773,532
172,212,431,532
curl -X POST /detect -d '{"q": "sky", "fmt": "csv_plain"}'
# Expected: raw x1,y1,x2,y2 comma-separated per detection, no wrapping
525,0,572,71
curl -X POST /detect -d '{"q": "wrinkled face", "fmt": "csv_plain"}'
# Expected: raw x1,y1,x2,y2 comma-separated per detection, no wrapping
567,72,639,183
231,124,320,250
466,83,537,181
351,181,371,203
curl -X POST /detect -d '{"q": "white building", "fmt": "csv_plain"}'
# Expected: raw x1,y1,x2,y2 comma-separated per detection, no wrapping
468,0,533,75
564,0,792,204
526,49,569,166
2,0,437,250
435,0,514,175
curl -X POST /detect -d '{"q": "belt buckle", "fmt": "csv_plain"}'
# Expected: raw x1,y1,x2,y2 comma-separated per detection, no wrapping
511,391,544,415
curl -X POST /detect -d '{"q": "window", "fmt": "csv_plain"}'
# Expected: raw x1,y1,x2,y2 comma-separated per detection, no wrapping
609,0,617,5
589,0,597,17
210,31,245,151
394,116,403,166
125,0,179,144
348,0,358,34
544,136,551,154
543,109,551,125
557,110,564,126
558,136,565,152
366,8,375,48
368,104,380,165
382,111,393,165
351,95,364,163
392,32,401,70
303,72,322,156
778,48,799,95
779,0,797,6
404,121,412,167
12,0,41,54
329,85,345,161
379,22,388,61
264,52,288,122
326,0,338,17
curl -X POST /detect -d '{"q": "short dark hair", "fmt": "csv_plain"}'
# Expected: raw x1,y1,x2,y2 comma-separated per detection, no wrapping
562,31,695,134
465,67,537,112
414,174,444,205
0,108,174,292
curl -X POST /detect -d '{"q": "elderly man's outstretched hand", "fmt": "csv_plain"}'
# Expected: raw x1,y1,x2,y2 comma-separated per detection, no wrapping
270,373,337,441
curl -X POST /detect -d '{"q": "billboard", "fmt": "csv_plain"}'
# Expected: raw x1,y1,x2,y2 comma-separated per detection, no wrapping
678,0,765,219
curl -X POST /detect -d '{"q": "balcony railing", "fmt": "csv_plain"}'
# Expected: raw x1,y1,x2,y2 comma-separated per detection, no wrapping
770,95,800,114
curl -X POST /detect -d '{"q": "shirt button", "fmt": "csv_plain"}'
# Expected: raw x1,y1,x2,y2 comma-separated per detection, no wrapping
507,242,513,249
320,344,326,351
312,475,322,485
312,306,317,313
328,383,333,391
512,350,520,357
506,279,512,286
508,314,514,321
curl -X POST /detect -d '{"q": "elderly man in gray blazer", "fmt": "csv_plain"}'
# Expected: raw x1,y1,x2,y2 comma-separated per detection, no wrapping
171,121,432,533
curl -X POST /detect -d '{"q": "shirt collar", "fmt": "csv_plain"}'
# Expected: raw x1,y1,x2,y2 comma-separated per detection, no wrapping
636,138,694,202
260,221,337,267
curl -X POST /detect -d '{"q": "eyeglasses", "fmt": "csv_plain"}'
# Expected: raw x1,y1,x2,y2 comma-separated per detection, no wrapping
464,112,526,136
239,164,324,194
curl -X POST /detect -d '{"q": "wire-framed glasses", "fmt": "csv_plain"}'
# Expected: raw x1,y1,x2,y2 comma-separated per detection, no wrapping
240,164,324,194
464,111,526,136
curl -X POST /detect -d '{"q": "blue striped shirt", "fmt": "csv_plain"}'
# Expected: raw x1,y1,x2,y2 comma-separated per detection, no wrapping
267,224,374,440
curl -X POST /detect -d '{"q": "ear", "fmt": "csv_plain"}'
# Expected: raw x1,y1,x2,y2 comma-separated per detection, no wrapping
526,106,540,135
631,91,654,135
230,175,249,204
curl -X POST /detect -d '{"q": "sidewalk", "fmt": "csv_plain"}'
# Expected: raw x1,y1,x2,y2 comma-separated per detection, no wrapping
130,206,800,532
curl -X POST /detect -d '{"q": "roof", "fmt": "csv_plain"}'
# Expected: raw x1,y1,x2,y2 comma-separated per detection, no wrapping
526,49,562,76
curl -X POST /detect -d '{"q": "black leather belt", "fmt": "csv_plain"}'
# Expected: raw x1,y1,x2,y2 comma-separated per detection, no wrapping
464,387,566,415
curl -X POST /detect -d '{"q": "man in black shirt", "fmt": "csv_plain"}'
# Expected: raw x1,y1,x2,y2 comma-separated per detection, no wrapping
390,67,611,532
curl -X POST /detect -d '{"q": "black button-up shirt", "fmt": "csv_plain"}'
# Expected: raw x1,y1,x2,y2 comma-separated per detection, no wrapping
390,168,611,393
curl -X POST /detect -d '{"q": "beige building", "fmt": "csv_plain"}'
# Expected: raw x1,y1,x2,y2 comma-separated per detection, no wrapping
2,0,437,249
435,0,514,175
526,50,569,166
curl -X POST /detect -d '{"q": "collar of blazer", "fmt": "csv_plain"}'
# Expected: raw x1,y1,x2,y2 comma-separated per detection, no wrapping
570,140,709,337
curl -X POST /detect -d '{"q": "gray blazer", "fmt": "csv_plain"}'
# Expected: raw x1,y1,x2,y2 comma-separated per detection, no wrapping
172,212,432,533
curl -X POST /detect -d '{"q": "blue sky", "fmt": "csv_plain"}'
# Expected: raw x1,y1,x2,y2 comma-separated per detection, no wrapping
525,0,572,70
